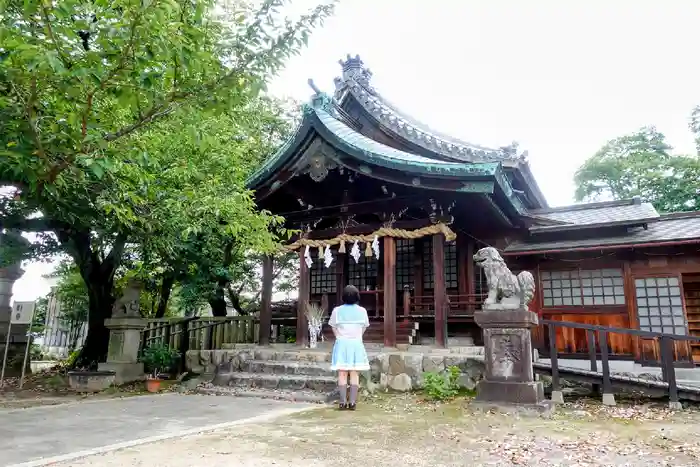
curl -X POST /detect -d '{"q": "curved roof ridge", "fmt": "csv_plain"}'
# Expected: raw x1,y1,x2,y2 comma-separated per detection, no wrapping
333,55,523,164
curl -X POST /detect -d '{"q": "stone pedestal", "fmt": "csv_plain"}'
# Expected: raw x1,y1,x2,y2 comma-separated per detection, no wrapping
474,308,545,406
98,316,146,385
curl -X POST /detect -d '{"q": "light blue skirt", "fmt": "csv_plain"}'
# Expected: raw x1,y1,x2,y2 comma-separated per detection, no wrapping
331,338,370,371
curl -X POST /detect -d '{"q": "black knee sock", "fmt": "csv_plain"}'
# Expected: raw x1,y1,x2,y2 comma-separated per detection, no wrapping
349,385,359,405
338,384,347,404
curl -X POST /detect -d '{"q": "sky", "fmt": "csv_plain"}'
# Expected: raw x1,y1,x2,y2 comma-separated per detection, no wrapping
9,0,700,303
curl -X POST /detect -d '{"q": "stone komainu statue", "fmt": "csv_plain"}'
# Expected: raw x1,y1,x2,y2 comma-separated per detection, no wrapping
473,247,536,311
111,279,142,318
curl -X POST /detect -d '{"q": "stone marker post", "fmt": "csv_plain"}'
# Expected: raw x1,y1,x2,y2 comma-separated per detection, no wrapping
472,247,546,408
0,262,28,376
98,280,146,385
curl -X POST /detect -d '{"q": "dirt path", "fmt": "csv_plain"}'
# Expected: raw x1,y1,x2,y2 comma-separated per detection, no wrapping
61,395,700,467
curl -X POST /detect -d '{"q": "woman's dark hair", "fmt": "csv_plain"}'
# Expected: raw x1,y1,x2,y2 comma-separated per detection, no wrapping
342,285,360,305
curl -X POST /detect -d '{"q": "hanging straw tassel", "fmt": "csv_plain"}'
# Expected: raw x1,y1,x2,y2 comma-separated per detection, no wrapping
364,241,372,257
318,245,324,260
338,239,346,254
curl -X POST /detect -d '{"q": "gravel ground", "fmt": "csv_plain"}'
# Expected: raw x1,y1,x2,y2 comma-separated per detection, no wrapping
61,394,700,467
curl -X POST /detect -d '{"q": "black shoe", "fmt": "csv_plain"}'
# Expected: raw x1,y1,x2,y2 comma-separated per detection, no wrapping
338,403,347,410
348,403,356,411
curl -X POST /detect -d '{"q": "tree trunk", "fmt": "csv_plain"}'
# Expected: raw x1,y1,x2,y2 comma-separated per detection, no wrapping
155,275,175,318
209,282,228,317
56,228,126,369
75,280,114,368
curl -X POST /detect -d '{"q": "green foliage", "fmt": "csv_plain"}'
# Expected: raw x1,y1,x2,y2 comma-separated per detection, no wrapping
422,366,461,401
0,0,335,362
31,295,48,336
46,260,89,323
30,343,49,361
281,326,296,343
64,348,81,369
140,343,180,377
574,126,700,213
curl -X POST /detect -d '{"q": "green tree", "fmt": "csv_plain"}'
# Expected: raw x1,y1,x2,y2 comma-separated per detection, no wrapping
574,126,700,212
0,0,335,366
133,95,299,318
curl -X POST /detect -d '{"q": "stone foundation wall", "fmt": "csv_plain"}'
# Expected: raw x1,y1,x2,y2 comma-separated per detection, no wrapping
185,345,486,393
368,351,485,392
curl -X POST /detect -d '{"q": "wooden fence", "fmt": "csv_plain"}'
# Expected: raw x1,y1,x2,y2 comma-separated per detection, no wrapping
139,316,299,370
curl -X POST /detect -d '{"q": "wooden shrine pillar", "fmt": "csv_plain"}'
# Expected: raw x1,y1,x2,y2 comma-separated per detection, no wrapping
335,252,347,306
383,236,397,347
297,249,310,346
433,233,447,347
458,236,476,312
258,255,273,345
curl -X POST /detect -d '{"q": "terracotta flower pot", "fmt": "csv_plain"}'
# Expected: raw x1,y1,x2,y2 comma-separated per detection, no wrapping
146,378,162,393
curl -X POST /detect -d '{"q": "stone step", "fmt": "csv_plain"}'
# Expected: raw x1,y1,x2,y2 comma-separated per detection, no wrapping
252,348,332,363
241,359,334,377
228,371,337,393
197,384,334,404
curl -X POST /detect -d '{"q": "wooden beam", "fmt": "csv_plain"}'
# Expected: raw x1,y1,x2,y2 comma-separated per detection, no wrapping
383,236,397,347
336,253,347,306
258,255,273,345
280,195,422,222
297,249,310,346
433,233,447,347
288,216,454,243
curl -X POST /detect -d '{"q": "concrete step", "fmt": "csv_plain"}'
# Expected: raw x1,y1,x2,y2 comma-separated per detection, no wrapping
228,371,337,393
197,384,335,404
241,359,334,377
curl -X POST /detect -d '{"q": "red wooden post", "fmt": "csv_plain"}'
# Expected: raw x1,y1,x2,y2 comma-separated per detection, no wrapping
297,249,310,346
402,286,411,323
383,236,397,347
433,233,447,347
258,255,273,345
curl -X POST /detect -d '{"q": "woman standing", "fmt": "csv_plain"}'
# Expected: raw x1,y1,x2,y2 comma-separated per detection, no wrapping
329,285,370,410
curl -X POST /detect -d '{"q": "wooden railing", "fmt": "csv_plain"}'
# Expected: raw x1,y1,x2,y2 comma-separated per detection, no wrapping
140,316,262,372
542,319,700,406
402,289,486,318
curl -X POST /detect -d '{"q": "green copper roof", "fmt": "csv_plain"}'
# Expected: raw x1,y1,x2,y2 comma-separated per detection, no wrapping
247,93,520,196
313,107,499,177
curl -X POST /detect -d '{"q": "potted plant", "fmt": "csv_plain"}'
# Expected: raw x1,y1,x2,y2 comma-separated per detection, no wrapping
140,343,179,393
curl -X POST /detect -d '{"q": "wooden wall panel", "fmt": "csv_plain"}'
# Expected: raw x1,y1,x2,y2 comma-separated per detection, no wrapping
544,312,633,356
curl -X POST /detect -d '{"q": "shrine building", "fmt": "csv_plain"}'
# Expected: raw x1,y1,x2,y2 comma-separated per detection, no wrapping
249,55,700,365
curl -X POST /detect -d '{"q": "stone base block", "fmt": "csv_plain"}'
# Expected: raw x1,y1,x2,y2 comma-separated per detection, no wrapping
550,390,564,404
476,380,544,405
67,371,116,392
602,393,616,406
98,362,145,385
471,399,555,417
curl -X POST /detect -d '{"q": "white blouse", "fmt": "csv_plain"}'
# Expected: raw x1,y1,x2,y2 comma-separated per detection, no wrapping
329,304,370,340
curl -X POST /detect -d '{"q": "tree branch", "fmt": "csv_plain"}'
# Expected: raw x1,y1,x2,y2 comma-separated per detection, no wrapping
39,3,71,69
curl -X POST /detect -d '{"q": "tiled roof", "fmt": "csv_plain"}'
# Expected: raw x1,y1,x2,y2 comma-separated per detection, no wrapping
247,93,509,188
528,199,660,232
504,212,700,254
333,55,523,164
315,108,467,166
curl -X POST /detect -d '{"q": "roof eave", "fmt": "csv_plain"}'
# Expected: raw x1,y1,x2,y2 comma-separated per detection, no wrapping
528,217,661,234
503,237,700,256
